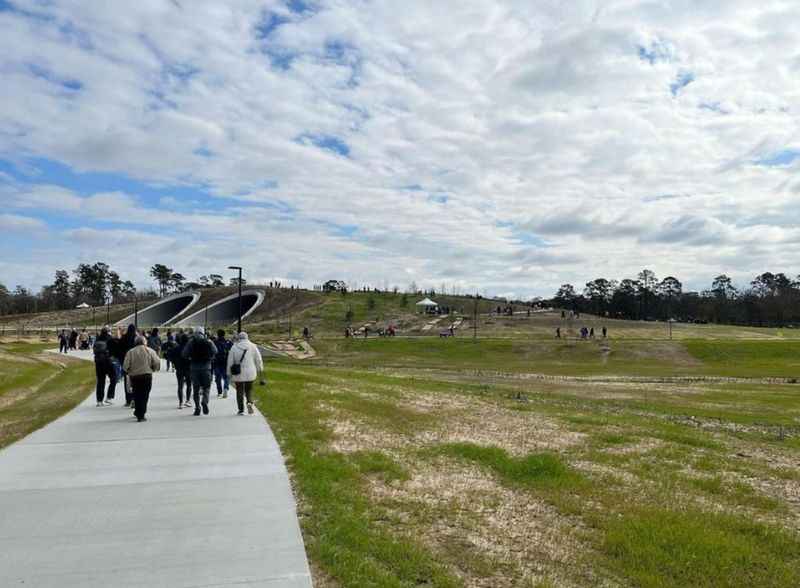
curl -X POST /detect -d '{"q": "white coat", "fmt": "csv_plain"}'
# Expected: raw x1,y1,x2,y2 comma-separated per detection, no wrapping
226,334,263,383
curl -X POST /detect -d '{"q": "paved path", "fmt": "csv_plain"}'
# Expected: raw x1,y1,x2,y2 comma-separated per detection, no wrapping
0,351,312,587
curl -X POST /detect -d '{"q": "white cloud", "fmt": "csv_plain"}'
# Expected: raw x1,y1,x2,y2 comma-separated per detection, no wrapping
1,1,799,297
0,213,46,232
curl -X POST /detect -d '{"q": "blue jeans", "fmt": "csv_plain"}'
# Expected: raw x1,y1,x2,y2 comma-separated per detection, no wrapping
214,365,229,395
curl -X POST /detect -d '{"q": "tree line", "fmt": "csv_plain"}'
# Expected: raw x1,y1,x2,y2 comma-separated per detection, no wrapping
547,270,800,327
0,262,250,316
0,262,139,316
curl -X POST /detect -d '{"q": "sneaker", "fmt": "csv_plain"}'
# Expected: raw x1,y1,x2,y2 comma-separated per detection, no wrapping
193,409,201,416
202,403,209,415
222,392,228,399
183,401,192,407
178,403,183,409
237,410,244,415
217,393,222,399
104,400,113,405
247,402,254,415
137,417,147,422
96,402,103,407
124,403,131,408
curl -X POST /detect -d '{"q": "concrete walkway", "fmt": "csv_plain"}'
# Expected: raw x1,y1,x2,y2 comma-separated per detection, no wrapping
0,351,312,587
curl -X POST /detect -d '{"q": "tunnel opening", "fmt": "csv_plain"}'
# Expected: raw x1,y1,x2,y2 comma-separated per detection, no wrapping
116,292,200,327
173,290,265,328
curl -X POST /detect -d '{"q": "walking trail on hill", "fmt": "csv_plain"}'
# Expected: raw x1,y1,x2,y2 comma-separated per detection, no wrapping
0,350,312,588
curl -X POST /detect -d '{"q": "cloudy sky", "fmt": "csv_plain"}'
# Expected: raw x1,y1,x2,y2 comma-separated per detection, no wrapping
1,0,798,298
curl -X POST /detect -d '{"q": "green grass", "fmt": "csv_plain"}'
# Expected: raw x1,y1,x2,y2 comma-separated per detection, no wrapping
601,506,800,587
686,340,800,378
0,344,95,449
257,367,460,587
434,442,584,490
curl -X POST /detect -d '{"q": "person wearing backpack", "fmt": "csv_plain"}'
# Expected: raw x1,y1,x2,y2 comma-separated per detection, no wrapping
169,331,192,409
213,329,232,399
182,327,217,416
227,332,263,415
93,326,117,407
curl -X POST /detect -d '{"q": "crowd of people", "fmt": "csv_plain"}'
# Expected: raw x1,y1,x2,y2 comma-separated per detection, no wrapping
555,325,608,339
58,328,95,353
89,324,264,422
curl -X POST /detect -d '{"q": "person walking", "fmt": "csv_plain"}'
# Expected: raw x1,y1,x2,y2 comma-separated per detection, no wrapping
164,329,175,372
147,328,162,356
213,329,231,399
123,335,161,422
227,332,263,415
168,331,192,409
58,330,69,354
69,328,78,350
93,326,117,406
118,324,138,407
183,327,217,416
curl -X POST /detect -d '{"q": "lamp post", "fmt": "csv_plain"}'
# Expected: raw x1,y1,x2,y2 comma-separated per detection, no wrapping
134,290,139,329
228,266,243,334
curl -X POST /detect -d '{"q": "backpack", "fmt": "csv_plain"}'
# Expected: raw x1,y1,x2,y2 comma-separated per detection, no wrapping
215,339,231,366
93,339,110,360
190,337,214,363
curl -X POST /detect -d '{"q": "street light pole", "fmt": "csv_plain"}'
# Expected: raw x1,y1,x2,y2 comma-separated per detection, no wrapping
134,291,139,329
228,266,243,334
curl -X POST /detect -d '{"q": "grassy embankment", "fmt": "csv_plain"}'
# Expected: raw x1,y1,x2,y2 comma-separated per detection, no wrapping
256,336,800,587
0,342,94,449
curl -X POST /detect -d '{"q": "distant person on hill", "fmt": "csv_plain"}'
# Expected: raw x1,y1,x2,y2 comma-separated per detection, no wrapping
602,326,607,338
303,326,310,339
213,329,231,399
78,329,88,350
123,335,161,422
69,328,78,350
556,327,561,339
147,328,162,356
119,324,138,408
58,330,69,353
364,326,369,338
93,326,117,407
227,332,264,415
589,327,595,338
183,327,217,416
561,310,566,319
169,331,192,408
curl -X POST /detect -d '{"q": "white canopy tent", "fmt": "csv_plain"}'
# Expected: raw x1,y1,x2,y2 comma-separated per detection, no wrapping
75,303,91,309
415,297,439,313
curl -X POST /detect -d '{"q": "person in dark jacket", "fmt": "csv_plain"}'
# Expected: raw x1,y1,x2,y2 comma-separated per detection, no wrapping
213,329,231,399
119,324,138,407
58,330,69,354
147,328,162,356
182,327,217,416
93,326,117,406
169,332,192,408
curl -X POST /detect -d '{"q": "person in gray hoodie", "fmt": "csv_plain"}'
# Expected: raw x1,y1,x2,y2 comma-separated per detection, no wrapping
182,327,217,416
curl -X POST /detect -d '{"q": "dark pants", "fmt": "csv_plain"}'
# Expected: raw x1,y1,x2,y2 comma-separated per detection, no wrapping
123,371,133,405
175,368,191,404
59,340,68,353
94,359,117,402
130,374,152,420
191,369,212,411
235,381,254,413
214,365,229,395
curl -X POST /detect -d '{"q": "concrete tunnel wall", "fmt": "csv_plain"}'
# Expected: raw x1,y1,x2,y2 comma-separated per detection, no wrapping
172,290,265,328
116,292,201,327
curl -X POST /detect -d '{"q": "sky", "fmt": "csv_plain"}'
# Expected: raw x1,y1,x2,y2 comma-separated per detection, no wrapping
1,0,799,299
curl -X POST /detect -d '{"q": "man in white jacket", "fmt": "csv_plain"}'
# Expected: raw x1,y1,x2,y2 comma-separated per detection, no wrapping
226,332,264,415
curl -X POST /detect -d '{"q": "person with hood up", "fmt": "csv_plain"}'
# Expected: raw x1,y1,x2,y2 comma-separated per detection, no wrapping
118,324,138,407
182,327,217,416
93,326,117,406
226,332,263,415
168,330,192,408
123,335,161,422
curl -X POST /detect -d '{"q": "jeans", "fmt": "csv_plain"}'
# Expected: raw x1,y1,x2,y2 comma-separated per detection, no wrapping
175,368,191,404
59,340,68,353
235,381,254,413
94,359,117,402
214,365,229,395
191,369,212,410
130,374,152,420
